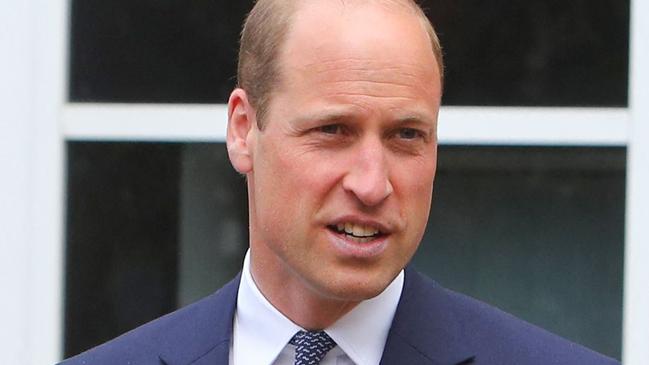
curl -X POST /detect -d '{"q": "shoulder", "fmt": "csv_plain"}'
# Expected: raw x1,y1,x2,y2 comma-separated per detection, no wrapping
57,274,240,365
392,268,620,365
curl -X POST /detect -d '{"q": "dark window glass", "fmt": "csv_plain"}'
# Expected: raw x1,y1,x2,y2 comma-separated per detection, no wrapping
426,0,630,106
64,143,624,359
64,142,249,357
69,1,254,103
69,0,629,106
415,146,625,359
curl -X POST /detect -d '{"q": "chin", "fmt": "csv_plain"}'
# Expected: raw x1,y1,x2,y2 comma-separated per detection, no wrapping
313,270,397,302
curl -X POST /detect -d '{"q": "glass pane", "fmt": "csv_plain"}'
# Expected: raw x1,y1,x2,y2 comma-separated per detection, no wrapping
68,0,254,103
427,0,629,106
69,0,629,106
414,146,625,359
64,142,249,357
64,143,624,359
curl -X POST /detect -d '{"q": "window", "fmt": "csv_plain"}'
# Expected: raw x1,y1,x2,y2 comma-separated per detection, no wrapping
62,0,631,361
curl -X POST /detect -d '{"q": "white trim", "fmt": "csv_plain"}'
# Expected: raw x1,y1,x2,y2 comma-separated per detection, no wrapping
438,107,629,146
0,2,35,363
623,0,649,363
63,103,229,141
62,104,630,145
30,0,67,363
1,0,67,363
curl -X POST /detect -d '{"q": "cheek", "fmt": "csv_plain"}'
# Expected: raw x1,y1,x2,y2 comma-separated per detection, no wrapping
255,146,336,220
395,159,436,220
276,147,343,194
414,153,437,194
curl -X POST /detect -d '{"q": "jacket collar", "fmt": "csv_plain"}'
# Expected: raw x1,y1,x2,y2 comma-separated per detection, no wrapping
158,273,240,365
380,267,475,365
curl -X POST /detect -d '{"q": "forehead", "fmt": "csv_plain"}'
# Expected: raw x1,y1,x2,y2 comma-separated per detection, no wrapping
273,0,441,111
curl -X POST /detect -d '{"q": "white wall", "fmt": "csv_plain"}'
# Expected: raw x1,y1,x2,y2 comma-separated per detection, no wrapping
0,0,66,363
623,0,649,363
1,1,34,362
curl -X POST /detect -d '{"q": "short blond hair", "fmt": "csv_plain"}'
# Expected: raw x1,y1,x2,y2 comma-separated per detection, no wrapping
237,0,444,127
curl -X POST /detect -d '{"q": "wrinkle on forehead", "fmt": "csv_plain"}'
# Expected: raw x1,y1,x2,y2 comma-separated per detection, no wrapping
300,58,432,76
289,58,441,104
297,57,437,82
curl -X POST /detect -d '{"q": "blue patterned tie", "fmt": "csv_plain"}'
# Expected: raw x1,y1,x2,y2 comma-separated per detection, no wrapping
289,330,337,365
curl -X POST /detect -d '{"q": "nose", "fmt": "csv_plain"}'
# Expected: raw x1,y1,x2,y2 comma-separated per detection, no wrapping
341,138,394,207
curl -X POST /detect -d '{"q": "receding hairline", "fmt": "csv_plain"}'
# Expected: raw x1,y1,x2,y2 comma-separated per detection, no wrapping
237,0,444,127
288,0,443,71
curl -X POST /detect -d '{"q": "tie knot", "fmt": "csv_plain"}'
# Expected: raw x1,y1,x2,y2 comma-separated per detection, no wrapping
290,330,337,365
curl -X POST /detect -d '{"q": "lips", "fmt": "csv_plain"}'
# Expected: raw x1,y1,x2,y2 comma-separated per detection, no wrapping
328,222,383,243
325,222,389,258
327,217,389,246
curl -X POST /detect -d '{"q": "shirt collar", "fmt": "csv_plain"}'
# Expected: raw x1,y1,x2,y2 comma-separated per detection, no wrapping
233,250,404,365
232,251,302,365
326,270,403,365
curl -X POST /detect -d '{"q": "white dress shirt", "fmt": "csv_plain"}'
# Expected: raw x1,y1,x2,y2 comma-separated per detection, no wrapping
230,250,404,365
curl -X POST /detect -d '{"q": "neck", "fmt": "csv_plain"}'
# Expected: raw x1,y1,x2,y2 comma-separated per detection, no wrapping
249,247,359,330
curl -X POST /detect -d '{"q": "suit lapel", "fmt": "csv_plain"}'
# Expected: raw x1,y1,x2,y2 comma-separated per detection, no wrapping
162,341,230,365
380,268,475,365
159,273,241,365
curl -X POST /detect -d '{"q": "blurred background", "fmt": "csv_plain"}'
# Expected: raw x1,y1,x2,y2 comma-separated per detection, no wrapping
3,0,648,364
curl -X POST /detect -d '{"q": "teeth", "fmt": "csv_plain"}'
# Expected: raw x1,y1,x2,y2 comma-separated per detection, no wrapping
336,222,380,238
347,235,373,243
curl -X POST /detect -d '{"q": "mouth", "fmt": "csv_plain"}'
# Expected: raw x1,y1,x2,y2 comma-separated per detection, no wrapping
327,222,386,243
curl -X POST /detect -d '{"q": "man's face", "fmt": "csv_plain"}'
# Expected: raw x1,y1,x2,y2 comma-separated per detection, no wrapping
238,1,441,304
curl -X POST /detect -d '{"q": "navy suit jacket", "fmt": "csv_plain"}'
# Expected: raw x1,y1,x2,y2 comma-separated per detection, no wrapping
59,268,619,365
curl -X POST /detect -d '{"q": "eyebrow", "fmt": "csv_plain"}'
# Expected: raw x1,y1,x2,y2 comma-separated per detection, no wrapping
393,113,437,128
292,108,357,125
293,108,437,127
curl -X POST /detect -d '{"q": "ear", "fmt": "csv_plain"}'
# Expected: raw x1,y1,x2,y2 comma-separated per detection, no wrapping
227,88,257,174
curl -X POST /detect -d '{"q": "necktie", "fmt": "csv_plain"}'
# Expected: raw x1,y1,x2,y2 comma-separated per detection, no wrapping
289,330,337,365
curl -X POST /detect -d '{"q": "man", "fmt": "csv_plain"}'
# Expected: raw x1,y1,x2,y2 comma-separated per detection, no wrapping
60,0,620,364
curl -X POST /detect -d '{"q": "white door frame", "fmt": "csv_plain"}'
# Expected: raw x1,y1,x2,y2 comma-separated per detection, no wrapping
1,0,67,364
623,0,649,363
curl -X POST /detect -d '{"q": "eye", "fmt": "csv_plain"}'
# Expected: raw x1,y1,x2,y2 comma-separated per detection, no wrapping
317,124,343,135
397,127,423,140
